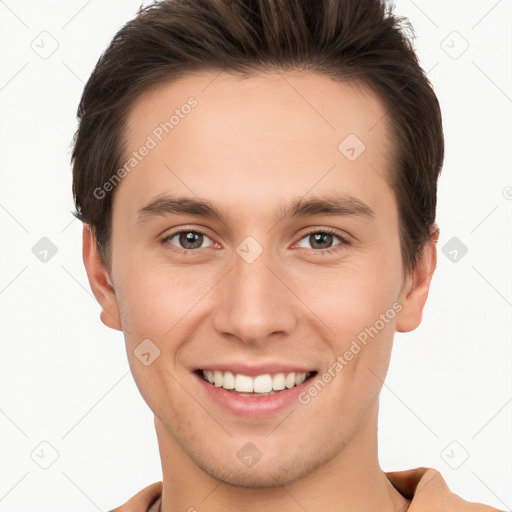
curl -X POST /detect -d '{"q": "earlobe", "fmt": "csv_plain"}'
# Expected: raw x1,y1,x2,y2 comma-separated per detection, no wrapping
395,226,439,333
82,224,123,332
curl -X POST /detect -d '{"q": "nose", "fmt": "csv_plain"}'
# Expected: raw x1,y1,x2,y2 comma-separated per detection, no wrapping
211,243,297,345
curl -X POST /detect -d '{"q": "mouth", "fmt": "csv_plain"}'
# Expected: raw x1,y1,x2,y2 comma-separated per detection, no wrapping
194,369,318,397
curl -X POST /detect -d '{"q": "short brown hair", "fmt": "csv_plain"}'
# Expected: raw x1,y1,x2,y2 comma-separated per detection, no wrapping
71,0,444,274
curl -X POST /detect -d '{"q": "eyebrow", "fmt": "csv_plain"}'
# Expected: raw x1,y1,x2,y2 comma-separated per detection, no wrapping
136,193,375,225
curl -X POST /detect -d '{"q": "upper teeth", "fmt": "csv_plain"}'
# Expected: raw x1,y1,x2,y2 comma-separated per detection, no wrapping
201,370,310,392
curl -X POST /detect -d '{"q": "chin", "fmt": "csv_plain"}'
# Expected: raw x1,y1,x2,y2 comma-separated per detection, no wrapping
193,444,331,489
201,461,305,489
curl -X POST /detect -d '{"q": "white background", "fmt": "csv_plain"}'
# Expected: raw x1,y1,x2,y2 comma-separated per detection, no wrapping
0,0,511,510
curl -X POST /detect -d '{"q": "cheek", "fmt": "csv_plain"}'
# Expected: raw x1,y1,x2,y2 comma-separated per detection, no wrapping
292,249,402,389
115,259,214,341
307,278,399,422
293,255,401,339
113,264,197,410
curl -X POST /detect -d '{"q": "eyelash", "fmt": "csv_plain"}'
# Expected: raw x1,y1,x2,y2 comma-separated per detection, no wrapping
301,228,350,255
161,228,350,256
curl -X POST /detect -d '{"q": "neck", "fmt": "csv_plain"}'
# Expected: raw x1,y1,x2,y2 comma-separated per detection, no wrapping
155,401,410,511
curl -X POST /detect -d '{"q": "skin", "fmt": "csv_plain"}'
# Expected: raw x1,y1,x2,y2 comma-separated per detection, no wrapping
83,70,438,511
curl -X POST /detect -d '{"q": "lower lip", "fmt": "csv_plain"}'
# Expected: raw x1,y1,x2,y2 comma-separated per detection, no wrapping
194,372,314,418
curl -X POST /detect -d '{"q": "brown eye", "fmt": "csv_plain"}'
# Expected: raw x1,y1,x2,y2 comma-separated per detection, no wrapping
309,232,334,250
296,229,348,253
163,230,215,251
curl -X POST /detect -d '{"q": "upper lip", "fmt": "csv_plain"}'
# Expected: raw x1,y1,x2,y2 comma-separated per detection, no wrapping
196,362,316,377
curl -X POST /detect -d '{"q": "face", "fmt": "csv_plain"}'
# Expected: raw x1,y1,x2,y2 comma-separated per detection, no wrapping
84,70,434,488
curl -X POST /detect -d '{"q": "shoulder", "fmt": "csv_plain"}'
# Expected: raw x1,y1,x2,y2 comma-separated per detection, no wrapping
109,481,162,512
385,466,502,511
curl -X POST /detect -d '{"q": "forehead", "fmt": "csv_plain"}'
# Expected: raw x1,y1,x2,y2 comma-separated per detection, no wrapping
116,70,394,219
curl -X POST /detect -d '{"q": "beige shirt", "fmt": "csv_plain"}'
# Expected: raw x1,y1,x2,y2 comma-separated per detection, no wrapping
110,467,502,511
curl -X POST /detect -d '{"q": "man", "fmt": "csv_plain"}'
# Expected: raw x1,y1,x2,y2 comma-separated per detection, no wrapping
71,0,500,510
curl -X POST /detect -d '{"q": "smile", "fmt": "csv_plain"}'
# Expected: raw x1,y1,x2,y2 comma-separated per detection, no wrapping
199,369,316,396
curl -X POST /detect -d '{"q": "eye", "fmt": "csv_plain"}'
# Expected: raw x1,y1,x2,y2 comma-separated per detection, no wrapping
162,229,216,253
161,227,350,255
296,229,349,254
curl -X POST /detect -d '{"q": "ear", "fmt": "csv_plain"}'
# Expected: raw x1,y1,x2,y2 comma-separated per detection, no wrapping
82,224,123,331
395,225,439,332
